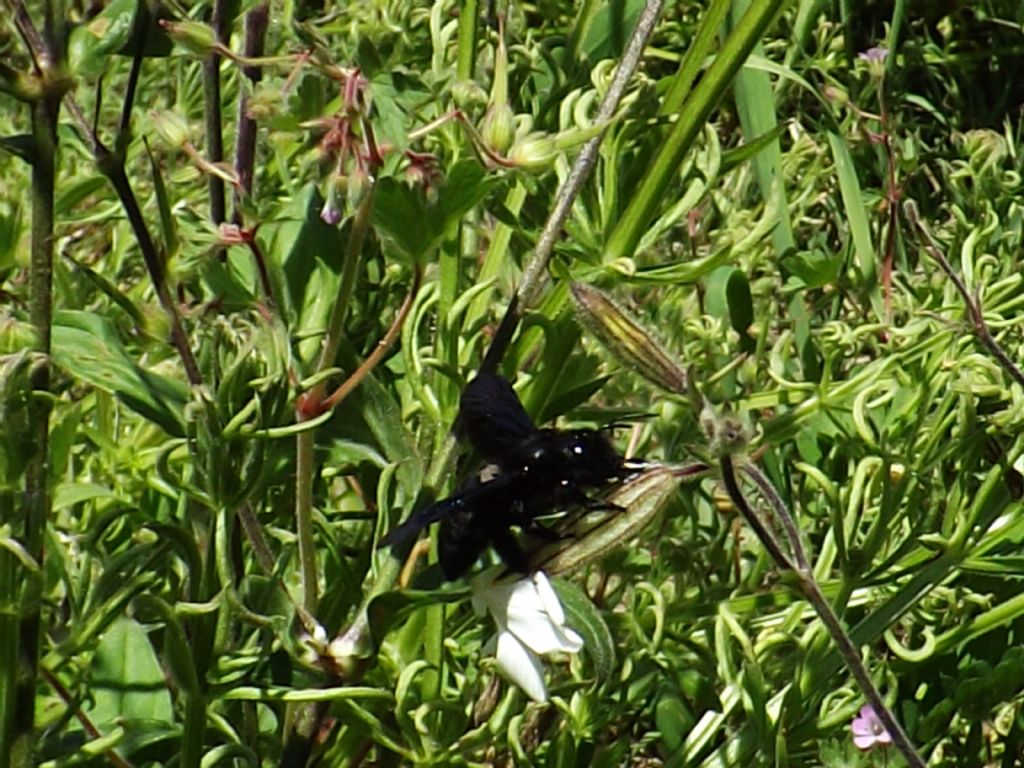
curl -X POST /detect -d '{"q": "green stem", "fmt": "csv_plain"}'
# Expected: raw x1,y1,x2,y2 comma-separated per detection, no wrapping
659,0,731,115
180,692,207,768
0,496,23,768
294,181,377,614
4,80,61,768
455,0,480,81
294,429,318,611
316,188,375,380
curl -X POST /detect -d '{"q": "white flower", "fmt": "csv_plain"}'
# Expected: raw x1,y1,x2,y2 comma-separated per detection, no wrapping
470,568,583,702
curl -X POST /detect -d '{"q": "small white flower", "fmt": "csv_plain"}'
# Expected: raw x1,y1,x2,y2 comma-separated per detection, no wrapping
470,568,583,702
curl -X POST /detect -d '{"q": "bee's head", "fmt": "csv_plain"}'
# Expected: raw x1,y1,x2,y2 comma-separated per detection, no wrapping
560,429,626,485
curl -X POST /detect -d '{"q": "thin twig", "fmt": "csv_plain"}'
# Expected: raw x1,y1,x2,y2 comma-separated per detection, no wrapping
719,455,795,572
10,1,49,74
115,1,150,157
481,0,664,373
741,462,809,571
39,666,137,768
322,266,423,412
905,200,1024,389
233,2,269,216
203,0,230,225
245,235,277,311
57,91,205,387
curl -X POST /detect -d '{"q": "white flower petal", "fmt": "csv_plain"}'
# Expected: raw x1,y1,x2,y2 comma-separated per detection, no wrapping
504,577,583,655
531,571,567,624
470,567,517,623
495,630,547,703
471,570,584,701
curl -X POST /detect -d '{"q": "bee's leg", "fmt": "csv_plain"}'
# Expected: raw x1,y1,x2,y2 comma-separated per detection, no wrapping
580,492,623,513
490,527,530,573
522,519,563,541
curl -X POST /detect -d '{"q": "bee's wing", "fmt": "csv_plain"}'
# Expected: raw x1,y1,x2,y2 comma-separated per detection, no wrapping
379,473,520,548
379,496,458,547
458,372,537,463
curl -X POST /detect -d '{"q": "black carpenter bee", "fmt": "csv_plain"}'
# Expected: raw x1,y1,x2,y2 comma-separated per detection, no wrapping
381,372,633,579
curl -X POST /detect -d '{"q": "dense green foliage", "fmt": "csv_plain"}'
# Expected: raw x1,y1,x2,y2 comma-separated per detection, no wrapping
4,0,1024,765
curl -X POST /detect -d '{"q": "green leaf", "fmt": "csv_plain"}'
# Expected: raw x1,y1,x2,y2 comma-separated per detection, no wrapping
52,310,188,436
580,0,646,61
263,184,345,359
704,266,754,353
67,0,173,77
606,0,787,261
145,137,178,258
827,131,876,285
52,482,121,510
133,594,202,697
655,693,694,752
55,175,108,217
84,617,174,727
551,577,616,680
719,122,788,175
373,160,499,261
0,134,34,164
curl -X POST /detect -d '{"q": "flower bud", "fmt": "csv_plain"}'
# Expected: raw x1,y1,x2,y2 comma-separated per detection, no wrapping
506,132,558,171
451,79,487,109
528,465,682,575
480,102,515,155
150,110,190,149
160,20,217,56
570,282,687,394
321,174,346,225
857,46,889,79
346,167,371,212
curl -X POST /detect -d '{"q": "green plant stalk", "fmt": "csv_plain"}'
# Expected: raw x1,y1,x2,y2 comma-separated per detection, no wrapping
233,3,269,216
565,0,601,69
1,81,61,768
455,0,479,81
294,183,377,613
294,430,318,612
0,495,24,768
605,0,787,262
436,228,462,411
730,0,794,256
465,182,525,329
660,0,731,115
286,124,379,768
719,455,926,768
741,463,808,570
180,691,207,768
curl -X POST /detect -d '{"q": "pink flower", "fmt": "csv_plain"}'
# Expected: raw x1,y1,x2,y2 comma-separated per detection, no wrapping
851,705,892,751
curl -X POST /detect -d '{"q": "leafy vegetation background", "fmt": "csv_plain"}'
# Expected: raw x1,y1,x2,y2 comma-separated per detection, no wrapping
3,0,1024,766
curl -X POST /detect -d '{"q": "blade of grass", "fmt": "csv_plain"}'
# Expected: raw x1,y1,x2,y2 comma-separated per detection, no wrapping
730,0,794,256
606,0,789,262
